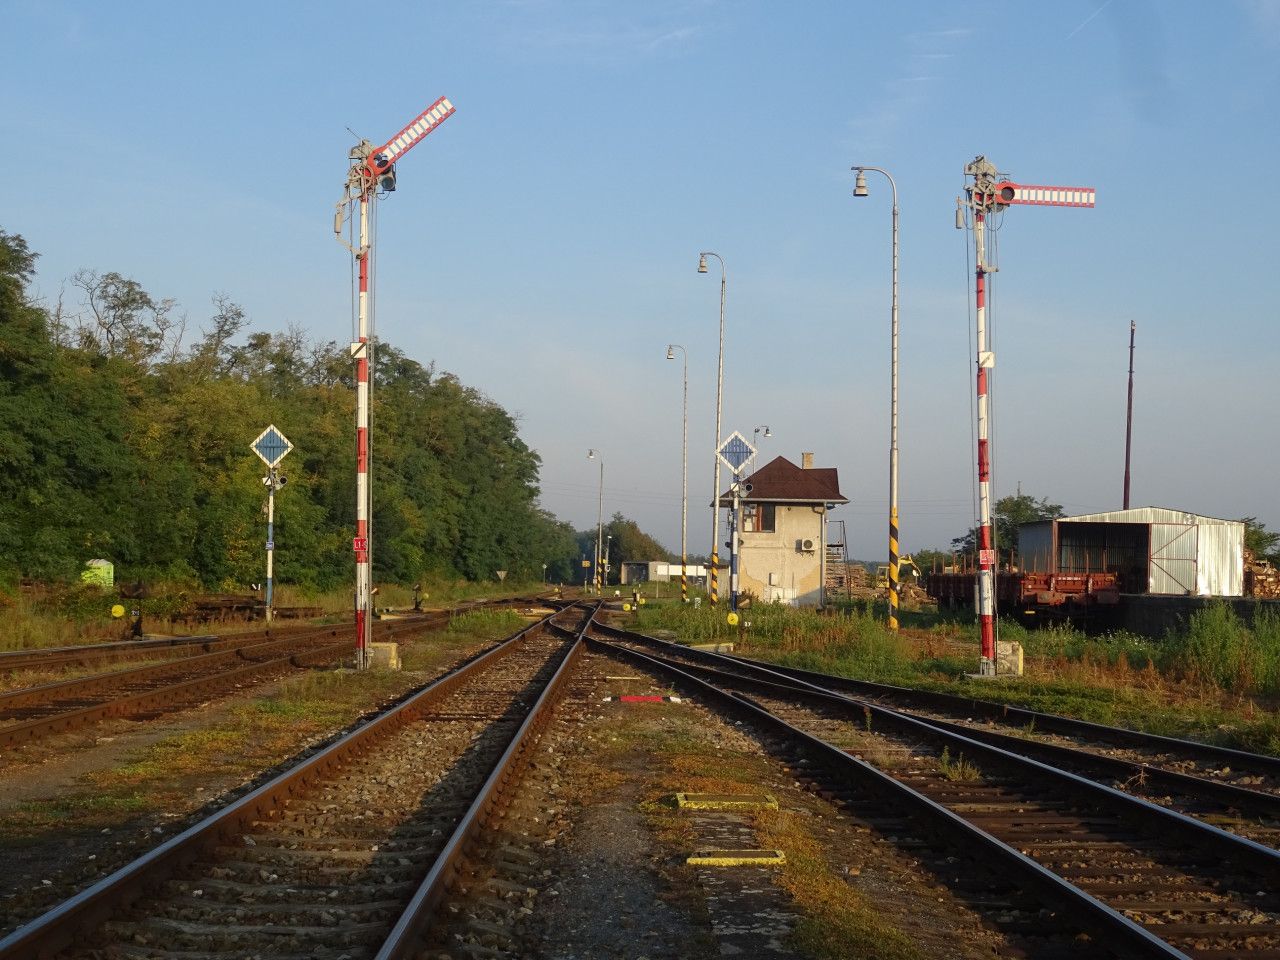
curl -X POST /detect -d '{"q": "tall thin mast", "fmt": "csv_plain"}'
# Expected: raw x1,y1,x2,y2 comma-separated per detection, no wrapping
1124,320,1136,510
336,97,455,669
958,156,1095,676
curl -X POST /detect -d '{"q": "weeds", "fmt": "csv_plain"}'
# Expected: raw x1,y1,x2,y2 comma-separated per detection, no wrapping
937,747,981,782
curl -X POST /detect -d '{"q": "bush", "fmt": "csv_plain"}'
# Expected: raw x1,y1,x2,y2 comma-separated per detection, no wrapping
1168,603,1256,692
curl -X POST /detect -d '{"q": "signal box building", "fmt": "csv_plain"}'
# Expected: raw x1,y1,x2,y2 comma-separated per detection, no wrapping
718,453,847,607
1017,507,1245,597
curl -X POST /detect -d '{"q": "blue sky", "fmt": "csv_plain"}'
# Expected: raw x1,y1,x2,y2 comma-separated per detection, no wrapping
4,0,1278,561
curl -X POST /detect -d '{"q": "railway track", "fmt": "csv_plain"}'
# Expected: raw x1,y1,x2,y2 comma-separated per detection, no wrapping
0,602,550,754
725,654,1280,798
0,596,553,677
0,602,595,960
595,625,1280,845
590,621,1280,959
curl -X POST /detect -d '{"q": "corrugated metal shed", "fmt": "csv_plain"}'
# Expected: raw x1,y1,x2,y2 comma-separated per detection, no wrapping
1017,507,1244,597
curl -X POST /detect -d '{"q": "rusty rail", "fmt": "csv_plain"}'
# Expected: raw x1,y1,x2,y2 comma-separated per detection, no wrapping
0,604,584,959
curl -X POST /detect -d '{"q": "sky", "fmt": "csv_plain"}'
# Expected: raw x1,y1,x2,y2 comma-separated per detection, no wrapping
3,0,1279,562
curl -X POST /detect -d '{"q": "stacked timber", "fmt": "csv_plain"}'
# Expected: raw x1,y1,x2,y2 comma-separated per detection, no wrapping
1244,549,1280,599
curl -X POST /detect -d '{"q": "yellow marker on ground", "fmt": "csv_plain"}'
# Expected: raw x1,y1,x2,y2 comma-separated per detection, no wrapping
675,793,778,811
686,849,786,867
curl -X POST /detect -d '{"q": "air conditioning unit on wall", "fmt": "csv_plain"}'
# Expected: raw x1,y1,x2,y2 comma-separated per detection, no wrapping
798,538,815,552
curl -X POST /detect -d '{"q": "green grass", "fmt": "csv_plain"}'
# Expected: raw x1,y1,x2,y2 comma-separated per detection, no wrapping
630,600,1280,757
1,610,529,845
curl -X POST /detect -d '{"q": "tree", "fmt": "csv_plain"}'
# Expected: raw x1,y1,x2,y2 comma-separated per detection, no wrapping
1242,517,1280,564
0,227,605,591
0,232,143,581
951,493,1065,564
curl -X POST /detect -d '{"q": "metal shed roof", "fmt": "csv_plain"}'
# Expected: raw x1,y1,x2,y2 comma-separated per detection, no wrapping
1052,507,1242,527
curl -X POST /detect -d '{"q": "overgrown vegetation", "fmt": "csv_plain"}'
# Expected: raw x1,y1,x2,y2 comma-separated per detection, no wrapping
2,613,521,841
0,227,618,592
633,600,1280,756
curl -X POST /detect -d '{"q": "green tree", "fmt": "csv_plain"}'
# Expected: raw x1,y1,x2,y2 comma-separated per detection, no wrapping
0,231,142,581
1242,517,1280,564
0,227,601,592
951,493,1065,564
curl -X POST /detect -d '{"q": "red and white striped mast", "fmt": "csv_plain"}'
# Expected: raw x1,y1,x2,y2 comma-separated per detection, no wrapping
336,96,455,669
958,156,1095,675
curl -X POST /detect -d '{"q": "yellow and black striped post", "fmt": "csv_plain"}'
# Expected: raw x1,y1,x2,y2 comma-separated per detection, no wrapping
681,557,688,603
887,506,900,632
709,551,719,606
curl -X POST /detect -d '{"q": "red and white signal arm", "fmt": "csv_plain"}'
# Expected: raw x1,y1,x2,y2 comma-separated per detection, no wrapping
353,537,369,552
994,181,1095,208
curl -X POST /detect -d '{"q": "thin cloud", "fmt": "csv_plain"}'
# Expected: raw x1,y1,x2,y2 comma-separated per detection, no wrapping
1065,0,1114,40
847,24,968,152
1240,0,1280,45
500,2,708,60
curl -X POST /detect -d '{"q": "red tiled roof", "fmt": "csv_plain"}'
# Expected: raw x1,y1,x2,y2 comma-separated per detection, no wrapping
718,456,847,506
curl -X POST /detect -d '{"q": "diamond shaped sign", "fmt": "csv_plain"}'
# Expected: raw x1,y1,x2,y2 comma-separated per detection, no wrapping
251,425,293,469
717,431,756,476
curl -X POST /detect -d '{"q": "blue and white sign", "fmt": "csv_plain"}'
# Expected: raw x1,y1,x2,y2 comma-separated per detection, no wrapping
717,431,756,476
251,425,293,469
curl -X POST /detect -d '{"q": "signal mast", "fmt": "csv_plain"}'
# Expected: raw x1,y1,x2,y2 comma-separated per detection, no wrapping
957,156,1095,675
335,97,455,669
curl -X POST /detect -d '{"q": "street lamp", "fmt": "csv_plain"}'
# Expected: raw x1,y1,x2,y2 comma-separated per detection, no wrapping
698,250,726,606
666,344,689,602
587,449,604,594
852,164,901,632
751,424,771,473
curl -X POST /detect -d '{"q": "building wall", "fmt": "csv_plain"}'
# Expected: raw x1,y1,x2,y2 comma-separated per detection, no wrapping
1018,509,1245,597
735,504,826,606
621,561,708,584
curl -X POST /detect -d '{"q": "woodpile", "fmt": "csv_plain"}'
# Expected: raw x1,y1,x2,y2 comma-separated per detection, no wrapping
1244,549,1280,599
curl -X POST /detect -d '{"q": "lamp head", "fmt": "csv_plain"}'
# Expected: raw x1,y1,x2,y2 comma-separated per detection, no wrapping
666,345,675,360
853,168,869,197
764,426,772,438
587,449,597,460
697,254,708,274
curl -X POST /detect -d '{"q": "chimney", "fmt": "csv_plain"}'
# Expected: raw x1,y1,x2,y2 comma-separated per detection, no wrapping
801,452,814,470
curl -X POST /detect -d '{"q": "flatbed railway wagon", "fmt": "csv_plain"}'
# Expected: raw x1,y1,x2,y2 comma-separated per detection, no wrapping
926,569,1121,624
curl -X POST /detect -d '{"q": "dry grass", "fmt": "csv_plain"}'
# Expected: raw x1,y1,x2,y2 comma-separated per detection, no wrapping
755,809,923,960
2,616,521,843
623,708,921,960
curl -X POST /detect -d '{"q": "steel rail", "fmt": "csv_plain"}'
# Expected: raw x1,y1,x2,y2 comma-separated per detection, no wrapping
0,630,344,711
587,636,1190,959
0,595,556,676
0,638,348,750
592,624,1280,870
0,634,233,673
374,601,598,959
0,614,462,751
0,605,577,960
726,650,1280,774
592,624,1280,820
601,635,1280,878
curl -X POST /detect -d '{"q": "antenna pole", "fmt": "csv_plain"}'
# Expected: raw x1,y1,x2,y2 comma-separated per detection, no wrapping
1123,321,1135,510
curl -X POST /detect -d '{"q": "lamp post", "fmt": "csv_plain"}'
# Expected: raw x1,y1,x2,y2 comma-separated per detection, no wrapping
605,534,613,588
587,449,604,594
852,165,901,633
751,424,771,473
666,344,689,603
697,251,726,606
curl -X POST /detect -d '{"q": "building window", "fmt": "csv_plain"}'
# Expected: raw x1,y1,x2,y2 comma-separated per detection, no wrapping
742,503,776,533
